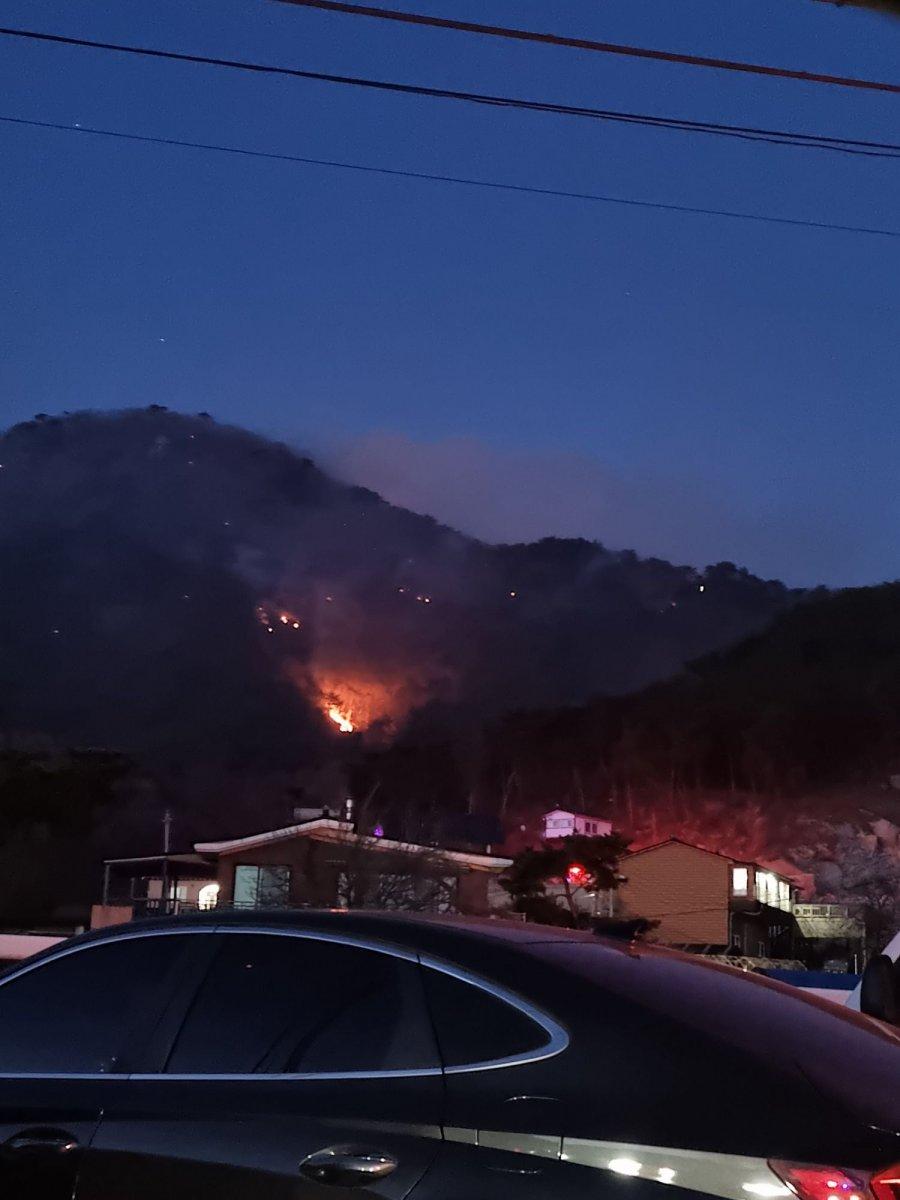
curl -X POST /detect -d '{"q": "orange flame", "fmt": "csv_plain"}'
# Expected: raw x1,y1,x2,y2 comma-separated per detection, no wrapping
327,705,355,733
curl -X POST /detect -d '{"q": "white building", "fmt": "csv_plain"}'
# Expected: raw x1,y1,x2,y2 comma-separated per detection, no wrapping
542,809,612,840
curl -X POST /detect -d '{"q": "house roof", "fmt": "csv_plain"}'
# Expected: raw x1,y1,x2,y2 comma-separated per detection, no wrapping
194,819,512,873
795,915,865,941
543,809,608,822
625,838,796,882
626,837,735,863
103,853,206,867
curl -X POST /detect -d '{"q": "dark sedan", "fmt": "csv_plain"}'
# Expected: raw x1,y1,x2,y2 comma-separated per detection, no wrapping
0,910,899,1199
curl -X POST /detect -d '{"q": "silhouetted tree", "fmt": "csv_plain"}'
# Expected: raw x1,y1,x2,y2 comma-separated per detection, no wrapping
502,833,630,925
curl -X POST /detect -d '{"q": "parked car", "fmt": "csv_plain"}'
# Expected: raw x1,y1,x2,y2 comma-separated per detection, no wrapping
849,929,900,1024
0,910,899,1199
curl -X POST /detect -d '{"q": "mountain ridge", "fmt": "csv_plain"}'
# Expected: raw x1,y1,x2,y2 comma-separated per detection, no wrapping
0,407,796,766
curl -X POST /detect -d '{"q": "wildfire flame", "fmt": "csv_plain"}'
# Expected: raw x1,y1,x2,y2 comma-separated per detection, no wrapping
327,705,355,734
301,661,457,741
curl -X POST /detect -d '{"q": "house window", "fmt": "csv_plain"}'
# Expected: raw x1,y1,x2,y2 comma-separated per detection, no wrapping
336,870,458,914
732,867,748,896
233,864,291,909
756,870,777,906
777,880,791,911
198,882,220,911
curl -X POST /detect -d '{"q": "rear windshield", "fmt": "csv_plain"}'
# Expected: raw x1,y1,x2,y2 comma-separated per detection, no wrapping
534,941,900,1134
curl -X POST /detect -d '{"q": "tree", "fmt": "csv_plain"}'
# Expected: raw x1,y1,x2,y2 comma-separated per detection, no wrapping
813,0,900,12
335,839,459,913
799,823,900,954
501,833,630,926
0,742,152,924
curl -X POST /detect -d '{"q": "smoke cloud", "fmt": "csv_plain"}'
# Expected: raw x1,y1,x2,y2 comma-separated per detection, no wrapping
326,431,866,588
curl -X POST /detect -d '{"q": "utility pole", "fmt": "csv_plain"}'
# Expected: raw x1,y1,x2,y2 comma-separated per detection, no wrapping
161,809,173,912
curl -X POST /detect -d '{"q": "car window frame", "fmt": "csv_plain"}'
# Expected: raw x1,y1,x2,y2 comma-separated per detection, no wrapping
0,924,569,1081
155,926,442,1079
133,926,568,1081
417,953,569,1074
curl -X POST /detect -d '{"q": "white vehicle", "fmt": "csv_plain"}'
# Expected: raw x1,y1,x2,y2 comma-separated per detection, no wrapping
847,929,900,1016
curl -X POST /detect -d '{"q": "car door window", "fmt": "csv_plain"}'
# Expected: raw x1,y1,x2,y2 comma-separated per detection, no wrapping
422,966,553,1067
164,932,440,1074
0,933,192,1074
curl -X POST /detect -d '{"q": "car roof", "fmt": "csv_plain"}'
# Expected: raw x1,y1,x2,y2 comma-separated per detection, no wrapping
69,909,605,954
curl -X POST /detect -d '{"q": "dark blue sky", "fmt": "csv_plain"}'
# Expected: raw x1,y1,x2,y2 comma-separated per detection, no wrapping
2,0,898,586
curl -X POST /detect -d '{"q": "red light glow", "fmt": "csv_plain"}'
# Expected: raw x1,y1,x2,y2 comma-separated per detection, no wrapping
566,863,588,888
872,1168,900,1200
771,1162,872,1200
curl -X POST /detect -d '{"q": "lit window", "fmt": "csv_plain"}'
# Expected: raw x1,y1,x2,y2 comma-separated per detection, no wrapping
233,865,290,908
198,883,220,911
732,867,748,896
756,871,777,905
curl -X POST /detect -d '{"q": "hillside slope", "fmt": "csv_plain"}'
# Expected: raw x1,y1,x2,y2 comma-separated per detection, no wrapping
0,408,793,767
472,584,900,849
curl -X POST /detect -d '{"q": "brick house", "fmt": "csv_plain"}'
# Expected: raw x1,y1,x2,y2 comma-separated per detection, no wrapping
617,838,799,957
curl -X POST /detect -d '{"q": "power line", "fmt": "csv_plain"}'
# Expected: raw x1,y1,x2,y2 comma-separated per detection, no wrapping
272,0,900,96
3,114,898,239
2,27,898,162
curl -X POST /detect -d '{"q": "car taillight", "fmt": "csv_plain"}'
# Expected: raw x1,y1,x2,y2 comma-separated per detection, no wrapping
871,1167,900,1200
771,1161,900,1200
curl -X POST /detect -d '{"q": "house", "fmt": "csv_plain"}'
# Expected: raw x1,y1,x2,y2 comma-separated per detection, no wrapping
93,852,219,928
617,838,799,958
791,903,865,972
542,809,613,840
92,819,512,928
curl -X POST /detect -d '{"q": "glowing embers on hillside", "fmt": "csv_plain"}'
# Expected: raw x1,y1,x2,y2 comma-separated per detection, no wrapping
255,604,302,634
